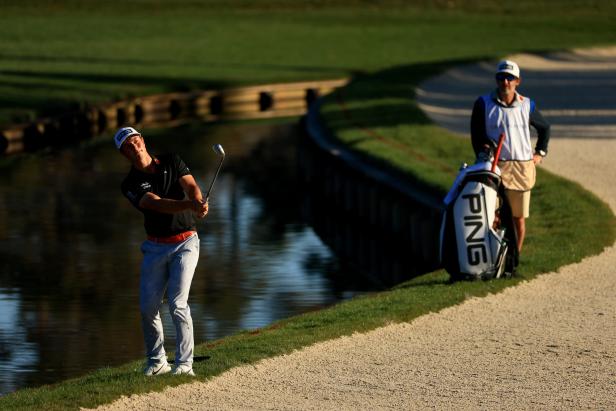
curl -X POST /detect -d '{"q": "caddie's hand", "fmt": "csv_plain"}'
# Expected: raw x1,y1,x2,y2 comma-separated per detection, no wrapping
533,154,543,165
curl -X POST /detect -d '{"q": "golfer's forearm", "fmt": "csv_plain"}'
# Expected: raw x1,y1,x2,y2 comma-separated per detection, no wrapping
179,175,204,202
140,196,193,214
185,184,204,202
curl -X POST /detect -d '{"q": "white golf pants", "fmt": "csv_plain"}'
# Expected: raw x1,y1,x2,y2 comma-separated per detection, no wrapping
139,234,199,367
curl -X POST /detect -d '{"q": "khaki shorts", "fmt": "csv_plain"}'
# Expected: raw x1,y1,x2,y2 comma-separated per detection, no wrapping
504,189,531,219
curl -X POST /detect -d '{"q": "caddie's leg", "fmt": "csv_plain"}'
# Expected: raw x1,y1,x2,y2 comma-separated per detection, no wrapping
504,189,531,252
167,234,199,368
140,241,170,366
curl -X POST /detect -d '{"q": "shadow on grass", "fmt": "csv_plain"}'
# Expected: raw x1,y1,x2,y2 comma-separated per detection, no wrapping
324,57,492,132
317,57,494,198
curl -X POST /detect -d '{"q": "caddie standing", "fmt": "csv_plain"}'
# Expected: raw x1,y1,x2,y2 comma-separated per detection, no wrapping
115,126,208,376
471,60,551,256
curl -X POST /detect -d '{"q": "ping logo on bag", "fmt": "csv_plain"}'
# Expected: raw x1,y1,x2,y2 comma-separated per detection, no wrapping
462,193,487,265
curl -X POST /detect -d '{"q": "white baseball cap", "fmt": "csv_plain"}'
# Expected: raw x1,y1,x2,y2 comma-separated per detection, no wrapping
114,127,140,149
496,60,520,78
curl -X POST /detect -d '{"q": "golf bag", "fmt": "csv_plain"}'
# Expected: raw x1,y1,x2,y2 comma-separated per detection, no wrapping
439,157,518,281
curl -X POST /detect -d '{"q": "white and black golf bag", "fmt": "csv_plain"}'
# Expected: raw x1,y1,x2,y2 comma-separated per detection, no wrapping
439,160,518,281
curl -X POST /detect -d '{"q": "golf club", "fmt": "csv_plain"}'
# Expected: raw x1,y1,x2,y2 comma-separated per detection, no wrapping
491,133,506,173
205,144,225,201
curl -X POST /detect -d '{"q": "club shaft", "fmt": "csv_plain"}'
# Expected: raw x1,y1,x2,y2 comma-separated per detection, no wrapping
205,156,224,200
491,133,506,173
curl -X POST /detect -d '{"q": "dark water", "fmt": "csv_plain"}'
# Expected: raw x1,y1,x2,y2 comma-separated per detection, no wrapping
0,121,374,395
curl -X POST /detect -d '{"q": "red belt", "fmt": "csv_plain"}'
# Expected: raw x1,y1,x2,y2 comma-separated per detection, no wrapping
147,230,196,244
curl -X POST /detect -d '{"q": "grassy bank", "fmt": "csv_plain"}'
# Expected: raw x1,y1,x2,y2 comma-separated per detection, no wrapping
1,1,616,409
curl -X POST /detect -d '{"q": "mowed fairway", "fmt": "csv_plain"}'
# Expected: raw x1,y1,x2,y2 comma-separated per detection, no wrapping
1,1,616,126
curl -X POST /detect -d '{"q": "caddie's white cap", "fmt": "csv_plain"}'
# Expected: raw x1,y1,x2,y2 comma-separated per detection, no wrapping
496,60,520,78
114,126,140,149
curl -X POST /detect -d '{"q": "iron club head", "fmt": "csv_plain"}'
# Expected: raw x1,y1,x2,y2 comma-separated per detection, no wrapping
213,144,225,157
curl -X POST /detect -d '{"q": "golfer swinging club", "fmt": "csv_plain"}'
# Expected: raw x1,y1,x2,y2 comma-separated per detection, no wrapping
115,126,208,376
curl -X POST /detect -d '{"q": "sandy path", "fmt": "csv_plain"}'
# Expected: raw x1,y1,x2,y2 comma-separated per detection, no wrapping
92,48,616,410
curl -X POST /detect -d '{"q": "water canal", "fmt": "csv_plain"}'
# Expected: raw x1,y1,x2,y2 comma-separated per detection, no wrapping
0,121,377,395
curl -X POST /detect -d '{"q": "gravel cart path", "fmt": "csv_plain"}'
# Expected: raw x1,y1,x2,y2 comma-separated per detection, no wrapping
92,47,616,410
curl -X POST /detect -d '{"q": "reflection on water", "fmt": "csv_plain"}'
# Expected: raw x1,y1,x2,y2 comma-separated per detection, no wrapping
0,121,373,395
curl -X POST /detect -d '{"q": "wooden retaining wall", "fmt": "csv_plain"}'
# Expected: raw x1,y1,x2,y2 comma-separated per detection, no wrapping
301,102,443,285
0,79,347,156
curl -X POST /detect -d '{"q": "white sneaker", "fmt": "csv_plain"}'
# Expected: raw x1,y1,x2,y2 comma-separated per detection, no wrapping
143,361,172,376
172,364,195,376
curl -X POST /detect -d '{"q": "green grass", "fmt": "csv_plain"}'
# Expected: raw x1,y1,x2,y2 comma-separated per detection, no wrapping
1,1,616,124
1,1,616,409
